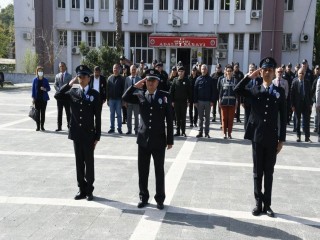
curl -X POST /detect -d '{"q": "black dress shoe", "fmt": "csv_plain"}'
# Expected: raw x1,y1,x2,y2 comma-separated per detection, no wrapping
205,134,210,138
296,137,301,142
55,128,62,132
237,119,242,123
126,131,132,135
86,193,94,201
36,128,40,131
108,129,115,134
181,133,187,137
156,203,164,210
74,192,86,200
174,132,180,136
305,138,312,143
194,123,198,127
137,201,148,208
313,128,318,133
252,206,262,216
41,127,45,131
196,133,203,138
263,206,275,217
135,131,138,135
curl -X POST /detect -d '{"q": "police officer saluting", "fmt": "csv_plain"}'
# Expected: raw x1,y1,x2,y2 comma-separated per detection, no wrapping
122,69,174,210
234,57,287,217
55,65,101,201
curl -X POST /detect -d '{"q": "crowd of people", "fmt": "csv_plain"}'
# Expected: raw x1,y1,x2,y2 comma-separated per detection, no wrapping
30,56,320,215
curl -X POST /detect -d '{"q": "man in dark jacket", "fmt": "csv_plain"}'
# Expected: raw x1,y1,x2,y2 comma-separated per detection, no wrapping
291,68,313,142
234,57,286,218
54,65,101,201
122,69,173,210
89,66,107,111
194,64,216,138
233,62,244,123
106,64,125,134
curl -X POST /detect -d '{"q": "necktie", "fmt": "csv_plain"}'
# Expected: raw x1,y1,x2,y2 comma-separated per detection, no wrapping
149,94,153,103
278,78,280,86
61,73,64,84
300,81,304,98
266,86,269,93
132,77,135,85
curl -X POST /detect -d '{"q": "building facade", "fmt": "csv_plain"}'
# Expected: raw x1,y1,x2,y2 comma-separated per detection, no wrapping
14,0,316,74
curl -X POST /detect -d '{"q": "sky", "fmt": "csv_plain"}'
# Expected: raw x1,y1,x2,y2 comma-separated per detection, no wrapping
0,0,13,9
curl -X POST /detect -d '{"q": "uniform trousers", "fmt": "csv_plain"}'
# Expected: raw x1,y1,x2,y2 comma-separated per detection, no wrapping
189,102,198,125
73,140,95,194
243,104,251,130
220,105,236,135
174,102,188,134
252,141,277,207
197,101,211,134
138,145,166,204
127,103,139,133
56,100,70,128
35,99,47,128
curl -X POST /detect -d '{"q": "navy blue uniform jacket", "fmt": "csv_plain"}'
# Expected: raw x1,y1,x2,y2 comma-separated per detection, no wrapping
55,84,101,143
122,86,174,149
234,76,286,143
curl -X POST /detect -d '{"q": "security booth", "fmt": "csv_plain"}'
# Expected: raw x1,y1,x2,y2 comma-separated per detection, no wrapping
149,34,219,75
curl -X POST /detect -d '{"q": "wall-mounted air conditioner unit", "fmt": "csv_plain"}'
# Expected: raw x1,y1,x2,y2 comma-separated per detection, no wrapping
172,18,181,27
83,16,93,25
251,10,261,19
291,42,299,51
143,18,152,26
72,47,80,55
23,32,31,40
300,34,309,42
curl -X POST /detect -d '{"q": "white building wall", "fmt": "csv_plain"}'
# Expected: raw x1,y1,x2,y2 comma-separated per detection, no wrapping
14,0,317,73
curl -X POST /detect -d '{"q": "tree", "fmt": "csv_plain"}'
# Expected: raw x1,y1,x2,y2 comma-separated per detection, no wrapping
79,43,121,77
313,0,320,65
22,48,39,74
115,0,123,53
0,4,14,58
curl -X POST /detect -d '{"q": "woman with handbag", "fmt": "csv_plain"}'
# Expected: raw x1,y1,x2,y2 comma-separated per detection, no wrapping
31,66,51,131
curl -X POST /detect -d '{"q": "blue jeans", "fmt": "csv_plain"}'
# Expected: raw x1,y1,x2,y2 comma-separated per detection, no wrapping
109,99,122,130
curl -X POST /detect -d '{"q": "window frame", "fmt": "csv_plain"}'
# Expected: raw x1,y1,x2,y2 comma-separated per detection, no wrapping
249,33,260,51
87,31,96,47
235,0,246,10
144,0,153,10
220,0,230,10
204,0,214,10
190,0,199,10
284,0,294,11
130,32,153,64
59,30,67,46
86,0,94,9
73,31,82,47
174,0,183,10
282,33,292,51
101,0,109,10
251,0,262,10
71,0,80,9
159,0,168,10
58,0,66,8
234,33,244,50
101,32,117,47
130,0,139,10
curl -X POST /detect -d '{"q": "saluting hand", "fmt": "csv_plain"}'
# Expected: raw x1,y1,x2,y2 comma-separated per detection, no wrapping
134,79,146,89
69,76,78,86
248,69,261,79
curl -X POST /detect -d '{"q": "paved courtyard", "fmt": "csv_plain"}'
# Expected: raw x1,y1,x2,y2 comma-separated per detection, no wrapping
0,85,320,240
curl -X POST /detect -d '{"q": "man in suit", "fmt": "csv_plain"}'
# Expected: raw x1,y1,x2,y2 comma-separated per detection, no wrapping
122,69,173,210
233,62,244,123
234,57,287,218
54,65,101,201
124,65,141,135
54,62,72,131
291,68,313,142
89,66,107,111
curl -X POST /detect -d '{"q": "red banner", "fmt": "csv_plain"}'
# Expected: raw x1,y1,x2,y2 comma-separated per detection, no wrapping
149,36,218,48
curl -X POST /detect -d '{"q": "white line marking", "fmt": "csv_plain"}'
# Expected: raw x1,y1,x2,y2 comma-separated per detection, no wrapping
1,196,319,227
0,150,319,172
129,130,198,240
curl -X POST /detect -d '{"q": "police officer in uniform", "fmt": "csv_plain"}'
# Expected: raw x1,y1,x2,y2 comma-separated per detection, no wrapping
55,65,101,201
122,69,174,210
234,57,286,218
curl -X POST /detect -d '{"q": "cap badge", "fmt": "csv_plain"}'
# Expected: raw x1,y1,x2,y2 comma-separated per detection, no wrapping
150,70,154,74
266,58,270,63
80,66,83,70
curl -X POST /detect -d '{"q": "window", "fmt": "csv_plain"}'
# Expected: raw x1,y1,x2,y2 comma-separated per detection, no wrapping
249,33,260,50
282,33,292,51
252,0,262,10
203,49,213,65
144,0,153,10
101,0,109,9
159,0,168,10
86,0,94,9
58,0,65,8
236,0,245,10
205,0,214,10
72,0,80,9
130,0,138,10
174,0,183,10
130,33,153,63
73,31,81,47
102,32,116,47
220,0,230,10
284,0,293,11
234,34,244,50
59,30,67,46
87,32,96,47
190,0,199,10
218,34,229,50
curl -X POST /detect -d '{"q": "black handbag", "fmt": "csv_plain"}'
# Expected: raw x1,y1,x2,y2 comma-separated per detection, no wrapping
28,105,38,122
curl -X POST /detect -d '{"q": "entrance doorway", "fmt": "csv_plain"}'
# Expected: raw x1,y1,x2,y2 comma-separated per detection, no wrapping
177,48,191,75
